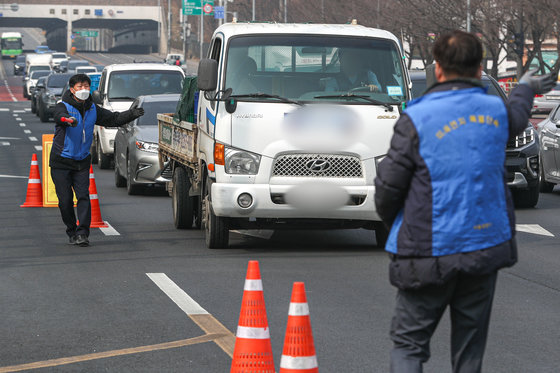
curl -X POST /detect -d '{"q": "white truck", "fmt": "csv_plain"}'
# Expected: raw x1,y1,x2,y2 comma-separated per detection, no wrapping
158,22,410,248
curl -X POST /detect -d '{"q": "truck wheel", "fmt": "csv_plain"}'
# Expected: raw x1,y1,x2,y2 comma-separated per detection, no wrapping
126,155,142,195
513,184,540,208
373,222,389,248
540,166,555,193
172,167,194,229
203,178,229,248
97,137,112,169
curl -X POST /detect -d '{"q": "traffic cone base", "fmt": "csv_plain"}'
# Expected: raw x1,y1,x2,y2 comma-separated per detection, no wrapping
231,261,275,373
21,154,43,207
88,166,108,228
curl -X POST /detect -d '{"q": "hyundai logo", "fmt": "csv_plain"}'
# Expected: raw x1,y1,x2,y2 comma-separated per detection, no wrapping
306,159,332,173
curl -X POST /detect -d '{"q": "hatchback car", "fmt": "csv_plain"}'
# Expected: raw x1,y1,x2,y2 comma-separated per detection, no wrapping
532,83,560,114
37,73,73,122
409,70,541,207
114,94,180,195
13,54,26,75
537,105,560,192
30,76,47,114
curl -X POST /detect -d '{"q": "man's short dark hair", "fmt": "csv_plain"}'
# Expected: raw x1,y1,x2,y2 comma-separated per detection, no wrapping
432,30,482,78
69,74,91,88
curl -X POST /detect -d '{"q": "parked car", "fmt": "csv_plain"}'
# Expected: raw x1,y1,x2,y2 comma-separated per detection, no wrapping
91,63,185,168
23,70,50,99
537,105,560,192
37,73,73,122
114,94,180,194
532,83,560,114
66,60,90,73
13,54,26,75
409,70,541,207
30,76,47,114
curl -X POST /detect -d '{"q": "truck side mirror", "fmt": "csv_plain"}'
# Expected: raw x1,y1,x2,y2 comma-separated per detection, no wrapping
197,59,218,91
92,90,103,105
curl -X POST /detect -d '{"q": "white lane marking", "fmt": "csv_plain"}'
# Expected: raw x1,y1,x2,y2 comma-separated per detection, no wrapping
13,110,25,113
99,221,120,236
0,174,27,179
24,129,31,134
29,136,38,142
19,123,26,127
12,113,18,117
146,273,209,315
0,136,20,140
34,145,42,151
15,117,22,121
0,141,10,146
516,224,554,237
0,108,9,112
24,108,31,112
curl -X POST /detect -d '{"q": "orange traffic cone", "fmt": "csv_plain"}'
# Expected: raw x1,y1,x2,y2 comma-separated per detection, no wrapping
279,282,318,373
231,260,275,373
88,165,108,228
20,154,43,207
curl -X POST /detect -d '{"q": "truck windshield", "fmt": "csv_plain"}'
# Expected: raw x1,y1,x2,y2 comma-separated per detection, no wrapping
108,71,183,100
224,35,407,104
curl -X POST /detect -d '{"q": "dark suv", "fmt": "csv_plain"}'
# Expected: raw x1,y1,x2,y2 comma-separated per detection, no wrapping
409,70,540,208
37,73,73,122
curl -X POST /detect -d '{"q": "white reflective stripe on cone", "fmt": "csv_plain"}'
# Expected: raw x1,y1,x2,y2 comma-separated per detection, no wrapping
28,179,41,184
89,174,94,178
90,194,98,199
244,279,263,291
31,161,38,165
280,355,318,369
288,302,310,316
236,325,270,339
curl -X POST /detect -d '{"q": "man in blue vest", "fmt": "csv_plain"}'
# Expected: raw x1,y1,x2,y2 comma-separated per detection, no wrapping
375,30,555,373
50,74,144,247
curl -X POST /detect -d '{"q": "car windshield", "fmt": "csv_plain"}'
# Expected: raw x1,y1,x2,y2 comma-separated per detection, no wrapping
68,61,89,69
224,35,408,103
30,70,50,79
47,74,71,88
137,100,179,126
108,71,183,100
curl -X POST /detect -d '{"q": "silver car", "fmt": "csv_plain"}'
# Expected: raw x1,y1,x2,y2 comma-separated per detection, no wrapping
537,105,560,192
532,82,560,114
114,94,180,195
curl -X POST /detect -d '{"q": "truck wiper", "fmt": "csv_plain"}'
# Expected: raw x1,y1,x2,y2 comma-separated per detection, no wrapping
229,93,304,106
109,96,135,100
314,93,394,111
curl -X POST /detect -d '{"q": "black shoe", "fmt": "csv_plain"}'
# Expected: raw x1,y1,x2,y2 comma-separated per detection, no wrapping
75,234,89,247
68,235,77,245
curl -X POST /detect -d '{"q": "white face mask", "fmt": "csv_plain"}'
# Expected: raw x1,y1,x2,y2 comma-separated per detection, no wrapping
74,89,90,101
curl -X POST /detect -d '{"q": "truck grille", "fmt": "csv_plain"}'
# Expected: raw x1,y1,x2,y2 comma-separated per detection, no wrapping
272,154,363,178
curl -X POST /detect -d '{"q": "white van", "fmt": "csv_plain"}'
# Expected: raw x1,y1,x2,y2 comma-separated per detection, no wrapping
91,63,185,168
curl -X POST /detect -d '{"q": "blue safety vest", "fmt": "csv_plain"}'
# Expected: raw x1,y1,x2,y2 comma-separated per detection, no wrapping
386,87,512,256
61,102,97,160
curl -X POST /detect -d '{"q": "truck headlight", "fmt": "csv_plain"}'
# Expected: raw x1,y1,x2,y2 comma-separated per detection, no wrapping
135,140,158,153
225,147,261,175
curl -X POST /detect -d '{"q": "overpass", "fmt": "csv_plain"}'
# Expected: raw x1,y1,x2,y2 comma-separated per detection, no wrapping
0,0,168,53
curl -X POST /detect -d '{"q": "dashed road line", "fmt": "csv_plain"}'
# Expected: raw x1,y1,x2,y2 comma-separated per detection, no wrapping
23,129,31,134
0,142,10,146
13,110,25,113
15,117,21,121
0,108,9,112
28,136,38,142
0,174,27,179
0,137,20,140
34,146,42,151
516,224,554,237
19,123,26,127
147,273,235,357
99,221,120,236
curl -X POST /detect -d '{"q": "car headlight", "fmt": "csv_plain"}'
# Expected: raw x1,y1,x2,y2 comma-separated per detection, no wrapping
135,140,158,153
224,147,261,175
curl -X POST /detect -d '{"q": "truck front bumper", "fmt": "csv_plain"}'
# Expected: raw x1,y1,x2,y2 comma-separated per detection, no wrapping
211,183,379,221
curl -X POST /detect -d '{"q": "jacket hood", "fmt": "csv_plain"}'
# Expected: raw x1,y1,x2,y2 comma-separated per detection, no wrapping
61,89,93,111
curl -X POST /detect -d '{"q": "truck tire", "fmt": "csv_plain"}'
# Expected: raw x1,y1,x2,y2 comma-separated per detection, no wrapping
96,136,112,169
513,184,540,208
373,222,388,248
172,167,194,229
203,177,229,248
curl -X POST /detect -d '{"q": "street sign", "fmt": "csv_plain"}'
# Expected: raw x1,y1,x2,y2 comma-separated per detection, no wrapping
183,0,214,16
203,3,213,14
214,6,224,19
75,30,99,37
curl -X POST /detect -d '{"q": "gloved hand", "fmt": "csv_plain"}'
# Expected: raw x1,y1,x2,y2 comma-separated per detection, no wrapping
519,69,556,94
131,107,145,118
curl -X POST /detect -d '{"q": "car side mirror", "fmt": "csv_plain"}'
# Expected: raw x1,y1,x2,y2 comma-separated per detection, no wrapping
36,83,45,89
92,90,103,104
197,59,218,91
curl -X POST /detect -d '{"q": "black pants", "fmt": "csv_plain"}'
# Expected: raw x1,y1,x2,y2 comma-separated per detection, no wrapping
390,272,498,373
51,167,91,238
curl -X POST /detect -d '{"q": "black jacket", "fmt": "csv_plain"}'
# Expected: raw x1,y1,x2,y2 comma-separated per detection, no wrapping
50,90,137,170
374,80,535,290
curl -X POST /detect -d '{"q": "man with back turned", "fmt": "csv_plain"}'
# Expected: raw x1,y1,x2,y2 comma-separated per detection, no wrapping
375,30,555,373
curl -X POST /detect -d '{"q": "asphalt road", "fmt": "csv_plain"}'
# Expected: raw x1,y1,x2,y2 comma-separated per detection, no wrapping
1,54,559,373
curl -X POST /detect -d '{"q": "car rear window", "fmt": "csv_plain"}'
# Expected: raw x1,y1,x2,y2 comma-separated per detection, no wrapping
47,74,71,88
108,70,183,100
137,100,179,126
30,70,50,79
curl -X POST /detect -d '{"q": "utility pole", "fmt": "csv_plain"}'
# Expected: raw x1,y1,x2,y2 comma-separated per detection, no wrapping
200,0,204,59
167,0,171,54
284,0,287,23
252,0,255,21
466,0,471,32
